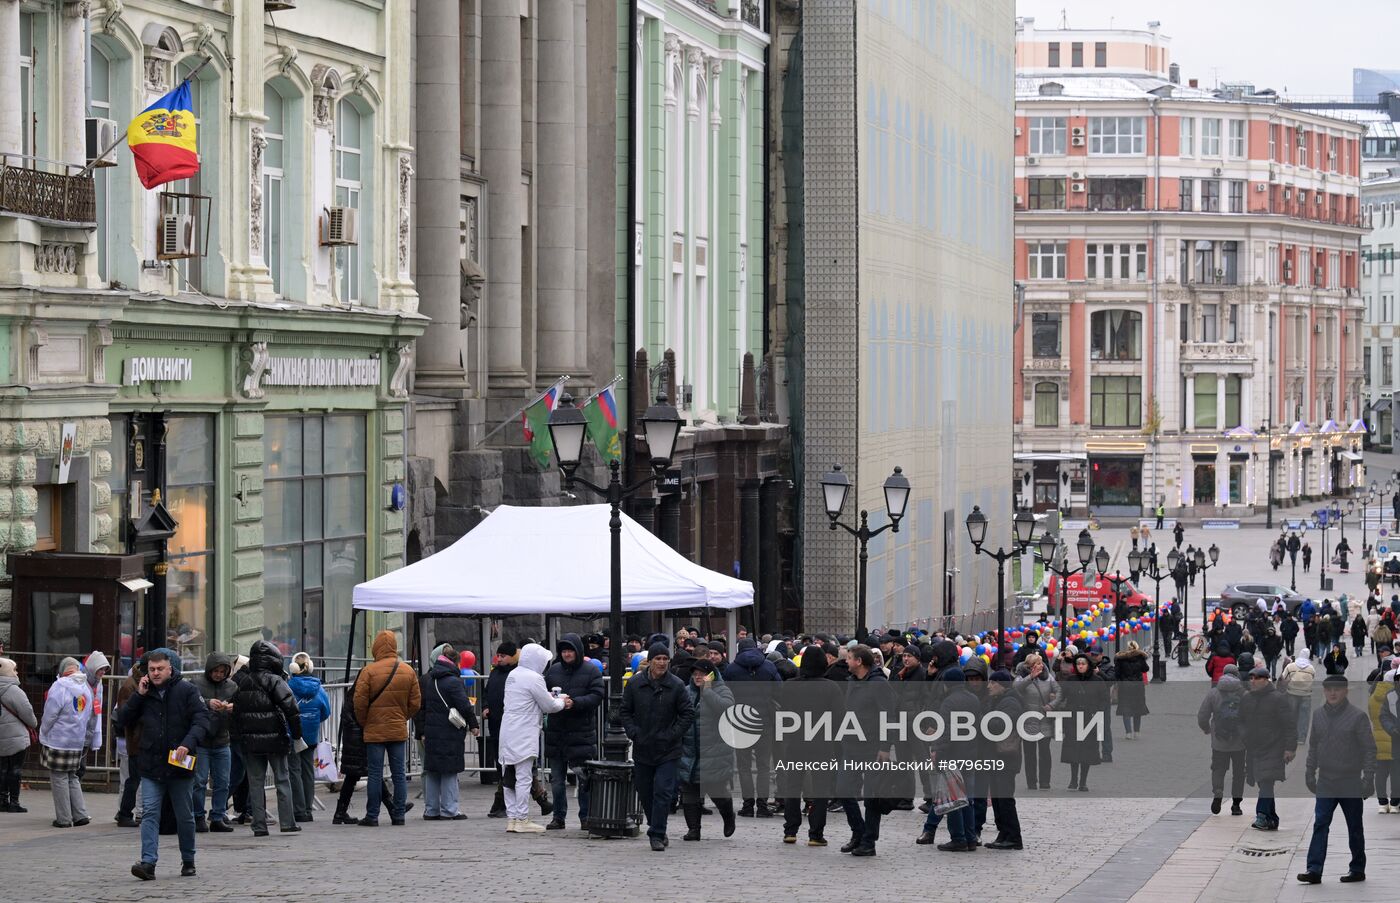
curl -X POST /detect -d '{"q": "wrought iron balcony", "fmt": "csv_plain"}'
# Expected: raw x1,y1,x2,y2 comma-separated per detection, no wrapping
1180,341,1255,363
742,0,763,28
0,155,96,226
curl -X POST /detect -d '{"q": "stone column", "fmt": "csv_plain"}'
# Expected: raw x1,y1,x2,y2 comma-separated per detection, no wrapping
0,0,20,156
413,0,469,394
60,1,89,167
226,0,277,302
1216,375,1226,431
534,0,576,381
572,0,590,376
481,0,528,390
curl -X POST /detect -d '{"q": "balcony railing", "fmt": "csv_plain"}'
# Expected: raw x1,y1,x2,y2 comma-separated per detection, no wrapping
1180,341,1254,363
0,155,96,226
741,0,762,28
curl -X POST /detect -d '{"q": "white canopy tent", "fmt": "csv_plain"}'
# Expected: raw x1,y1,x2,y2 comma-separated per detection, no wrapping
353,503,754,615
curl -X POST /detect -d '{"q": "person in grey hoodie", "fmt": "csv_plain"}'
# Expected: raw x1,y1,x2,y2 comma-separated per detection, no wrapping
0,657,37,812
1198,664,1248,816
187,652,238,832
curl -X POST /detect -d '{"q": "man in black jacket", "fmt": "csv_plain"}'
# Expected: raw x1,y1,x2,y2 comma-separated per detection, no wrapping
187,652,237,833
621,644,695,851
1240,667,1297,831
230,641,302,837
840,645,893,857
1299,675,1377,885
118,648,211,881
542,634,605,829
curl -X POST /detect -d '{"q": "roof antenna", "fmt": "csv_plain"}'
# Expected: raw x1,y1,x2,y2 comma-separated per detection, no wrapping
1060,7,1067,28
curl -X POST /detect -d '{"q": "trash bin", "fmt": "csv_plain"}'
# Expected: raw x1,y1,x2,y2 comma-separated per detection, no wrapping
1321,576,1334,591
583,759,639,838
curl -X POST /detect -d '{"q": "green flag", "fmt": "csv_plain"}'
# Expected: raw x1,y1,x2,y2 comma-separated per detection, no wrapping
521,383,564,469
583,383,621,463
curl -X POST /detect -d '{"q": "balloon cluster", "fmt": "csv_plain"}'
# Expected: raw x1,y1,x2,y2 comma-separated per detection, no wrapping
959,600,1162,661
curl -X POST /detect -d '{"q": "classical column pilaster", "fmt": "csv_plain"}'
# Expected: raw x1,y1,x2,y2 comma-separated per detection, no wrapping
0,0,22,156
535,0,577,381
60,2,90,166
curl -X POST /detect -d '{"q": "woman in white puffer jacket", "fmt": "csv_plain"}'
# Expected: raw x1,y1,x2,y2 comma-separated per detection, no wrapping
39,657,97,827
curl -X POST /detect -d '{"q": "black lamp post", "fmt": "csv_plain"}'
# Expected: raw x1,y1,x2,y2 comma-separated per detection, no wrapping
1362,489,1376,560
1039,528,1095,650
1318,506,1334,590
547,393,681,837
1194,543,1221,628
1138,546,1171,681
1094,546,1133,655
966,505,1036,656
820,464,912,639
1169,548,1189,666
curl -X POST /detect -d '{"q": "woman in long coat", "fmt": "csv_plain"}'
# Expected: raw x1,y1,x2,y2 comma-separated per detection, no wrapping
677,659,736,840
1056,653,1103,792
416,644,480,820
1114,641,1151,738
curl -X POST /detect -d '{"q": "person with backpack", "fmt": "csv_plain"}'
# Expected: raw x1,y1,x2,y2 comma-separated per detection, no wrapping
230,640,303,836
1241,667,1298,831
1199,663,1247,816
1281,650,1318,744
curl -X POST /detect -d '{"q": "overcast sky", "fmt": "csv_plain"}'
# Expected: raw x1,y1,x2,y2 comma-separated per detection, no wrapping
1016,0,1396,98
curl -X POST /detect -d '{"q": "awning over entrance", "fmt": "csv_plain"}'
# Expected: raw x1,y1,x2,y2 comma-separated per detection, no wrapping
1369,398,1392,413
1338,450,1363,462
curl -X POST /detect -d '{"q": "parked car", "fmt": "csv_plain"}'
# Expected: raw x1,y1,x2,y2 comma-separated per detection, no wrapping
1217,583,1307,618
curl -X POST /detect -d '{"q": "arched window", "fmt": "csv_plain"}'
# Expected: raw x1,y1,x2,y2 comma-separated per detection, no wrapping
1034,382,1059,427
335,99,364,304
1090,309,1142,360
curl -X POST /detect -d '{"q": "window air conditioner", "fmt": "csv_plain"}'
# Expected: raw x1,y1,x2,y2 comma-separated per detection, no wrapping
1255,184,1267,192
84,117,119,168
1071,126,1085,137
1015,125,1023,137
1014,194,1025,206
1071,182,1086,193
1071,136,1085,147
1025,156,1038,165
264,0,298,9
322,206,359,246
1215,268,1225,279
1071,171,1084,181
1212,167,1224,176
158,213,195,259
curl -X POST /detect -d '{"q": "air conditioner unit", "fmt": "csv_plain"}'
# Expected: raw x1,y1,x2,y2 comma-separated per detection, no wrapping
1015,125,1023,137
1014,194,1025,206
322,206,359,246
1071,182,1086,193
158,213,195,259
1071,126,1085,137
1212,167,1224,177
1255,183,1268,192
1025,156,1038,165
1070,171,1084,181
1215,268,1225,279
264,0,298,9
1071,136,1085,147
84,117,118,168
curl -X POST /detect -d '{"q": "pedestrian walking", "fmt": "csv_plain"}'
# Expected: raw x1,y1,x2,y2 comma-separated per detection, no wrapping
0,657,37,813
1351,615,1368,661
1173,521,1185,549
621,644,694,851
1298,675,1376,885
352,630,421,828
1240,667,1296,830
541,634,603,829
1115,642,1150,737
985,670,1024,850
1056,653,1103,792
780,647,836,845
1259,627,1284,679
1014,654,1057,790
1281,649,1317,743
186,652,237,833
1303,542,1313,573
113,662,145,827
722,637,782,817
1281,611,1300,658
39,657,97,828
1324,644,1350,676
416,643,480,821
678,659,737,841
287,653,330,823
1374,621,1394,666
1199,664,1247,815
1336,537,1353,573
1369,669,1398,812
1206,642,1236,686
231,640,303,836
119,648,210,880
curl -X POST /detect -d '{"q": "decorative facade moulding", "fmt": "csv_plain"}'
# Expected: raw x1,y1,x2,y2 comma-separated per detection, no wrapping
62,1,91,19
239,341,270,400
397,155,413,278
310,65,342,128
249,127,267,259
388,344,413,399
97,0,124,34
34,243,80,275
1023,358,1068,371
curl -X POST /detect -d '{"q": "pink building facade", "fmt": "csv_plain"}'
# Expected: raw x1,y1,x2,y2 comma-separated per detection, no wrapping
1012,21,1368,518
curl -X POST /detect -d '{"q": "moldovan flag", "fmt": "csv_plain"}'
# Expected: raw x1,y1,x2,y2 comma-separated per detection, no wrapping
127,82,199,190
522,381,565,469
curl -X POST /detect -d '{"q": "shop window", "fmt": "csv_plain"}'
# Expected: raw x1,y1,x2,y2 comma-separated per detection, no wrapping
1031,312,1060,357
264,415,367,660
165,416,215,662
1090,376,1141,428
1034,382,1059,427
1090,310,1141,360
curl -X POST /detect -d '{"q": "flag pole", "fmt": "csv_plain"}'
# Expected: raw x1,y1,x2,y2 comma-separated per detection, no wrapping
77,55,214,179
476,375,569,447
580,374,625,407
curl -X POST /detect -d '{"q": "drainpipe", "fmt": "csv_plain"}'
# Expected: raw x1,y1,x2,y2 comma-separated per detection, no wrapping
624,0,638,484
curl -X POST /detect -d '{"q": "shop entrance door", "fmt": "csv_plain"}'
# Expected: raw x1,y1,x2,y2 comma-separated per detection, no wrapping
1194,463,1217,506
1032,461,1060,513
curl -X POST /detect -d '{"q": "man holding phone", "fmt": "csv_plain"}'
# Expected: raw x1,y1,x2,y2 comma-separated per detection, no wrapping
117,648,211,881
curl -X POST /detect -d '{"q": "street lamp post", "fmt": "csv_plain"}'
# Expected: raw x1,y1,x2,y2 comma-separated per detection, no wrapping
1099,546,1136,655
1286,530,1301,592
1318,507,1333,591
1139,546,1172,681
1194,543,1221,629
819,464,912,639
1038,528,1096,650
1363,489,1376,560
547,393,682,837
966,505,1036,657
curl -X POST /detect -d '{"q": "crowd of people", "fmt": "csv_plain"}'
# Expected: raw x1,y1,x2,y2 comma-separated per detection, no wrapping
0,596,1395,883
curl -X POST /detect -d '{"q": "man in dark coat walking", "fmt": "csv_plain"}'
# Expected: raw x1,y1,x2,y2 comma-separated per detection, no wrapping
229,640,302,837
840,645,894,857
1240,666,1297,831
542,633,605,829
722,637,782,817
621,645,695,851
118,648,211,880
1299,675,1377,884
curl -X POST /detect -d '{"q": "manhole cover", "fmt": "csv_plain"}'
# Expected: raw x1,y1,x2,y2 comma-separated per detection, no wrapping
1237,845,1290,857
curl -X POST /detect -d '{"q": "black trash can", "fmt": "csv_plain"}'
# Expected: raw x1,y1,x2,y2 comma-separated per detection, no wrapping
583,760,639,838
